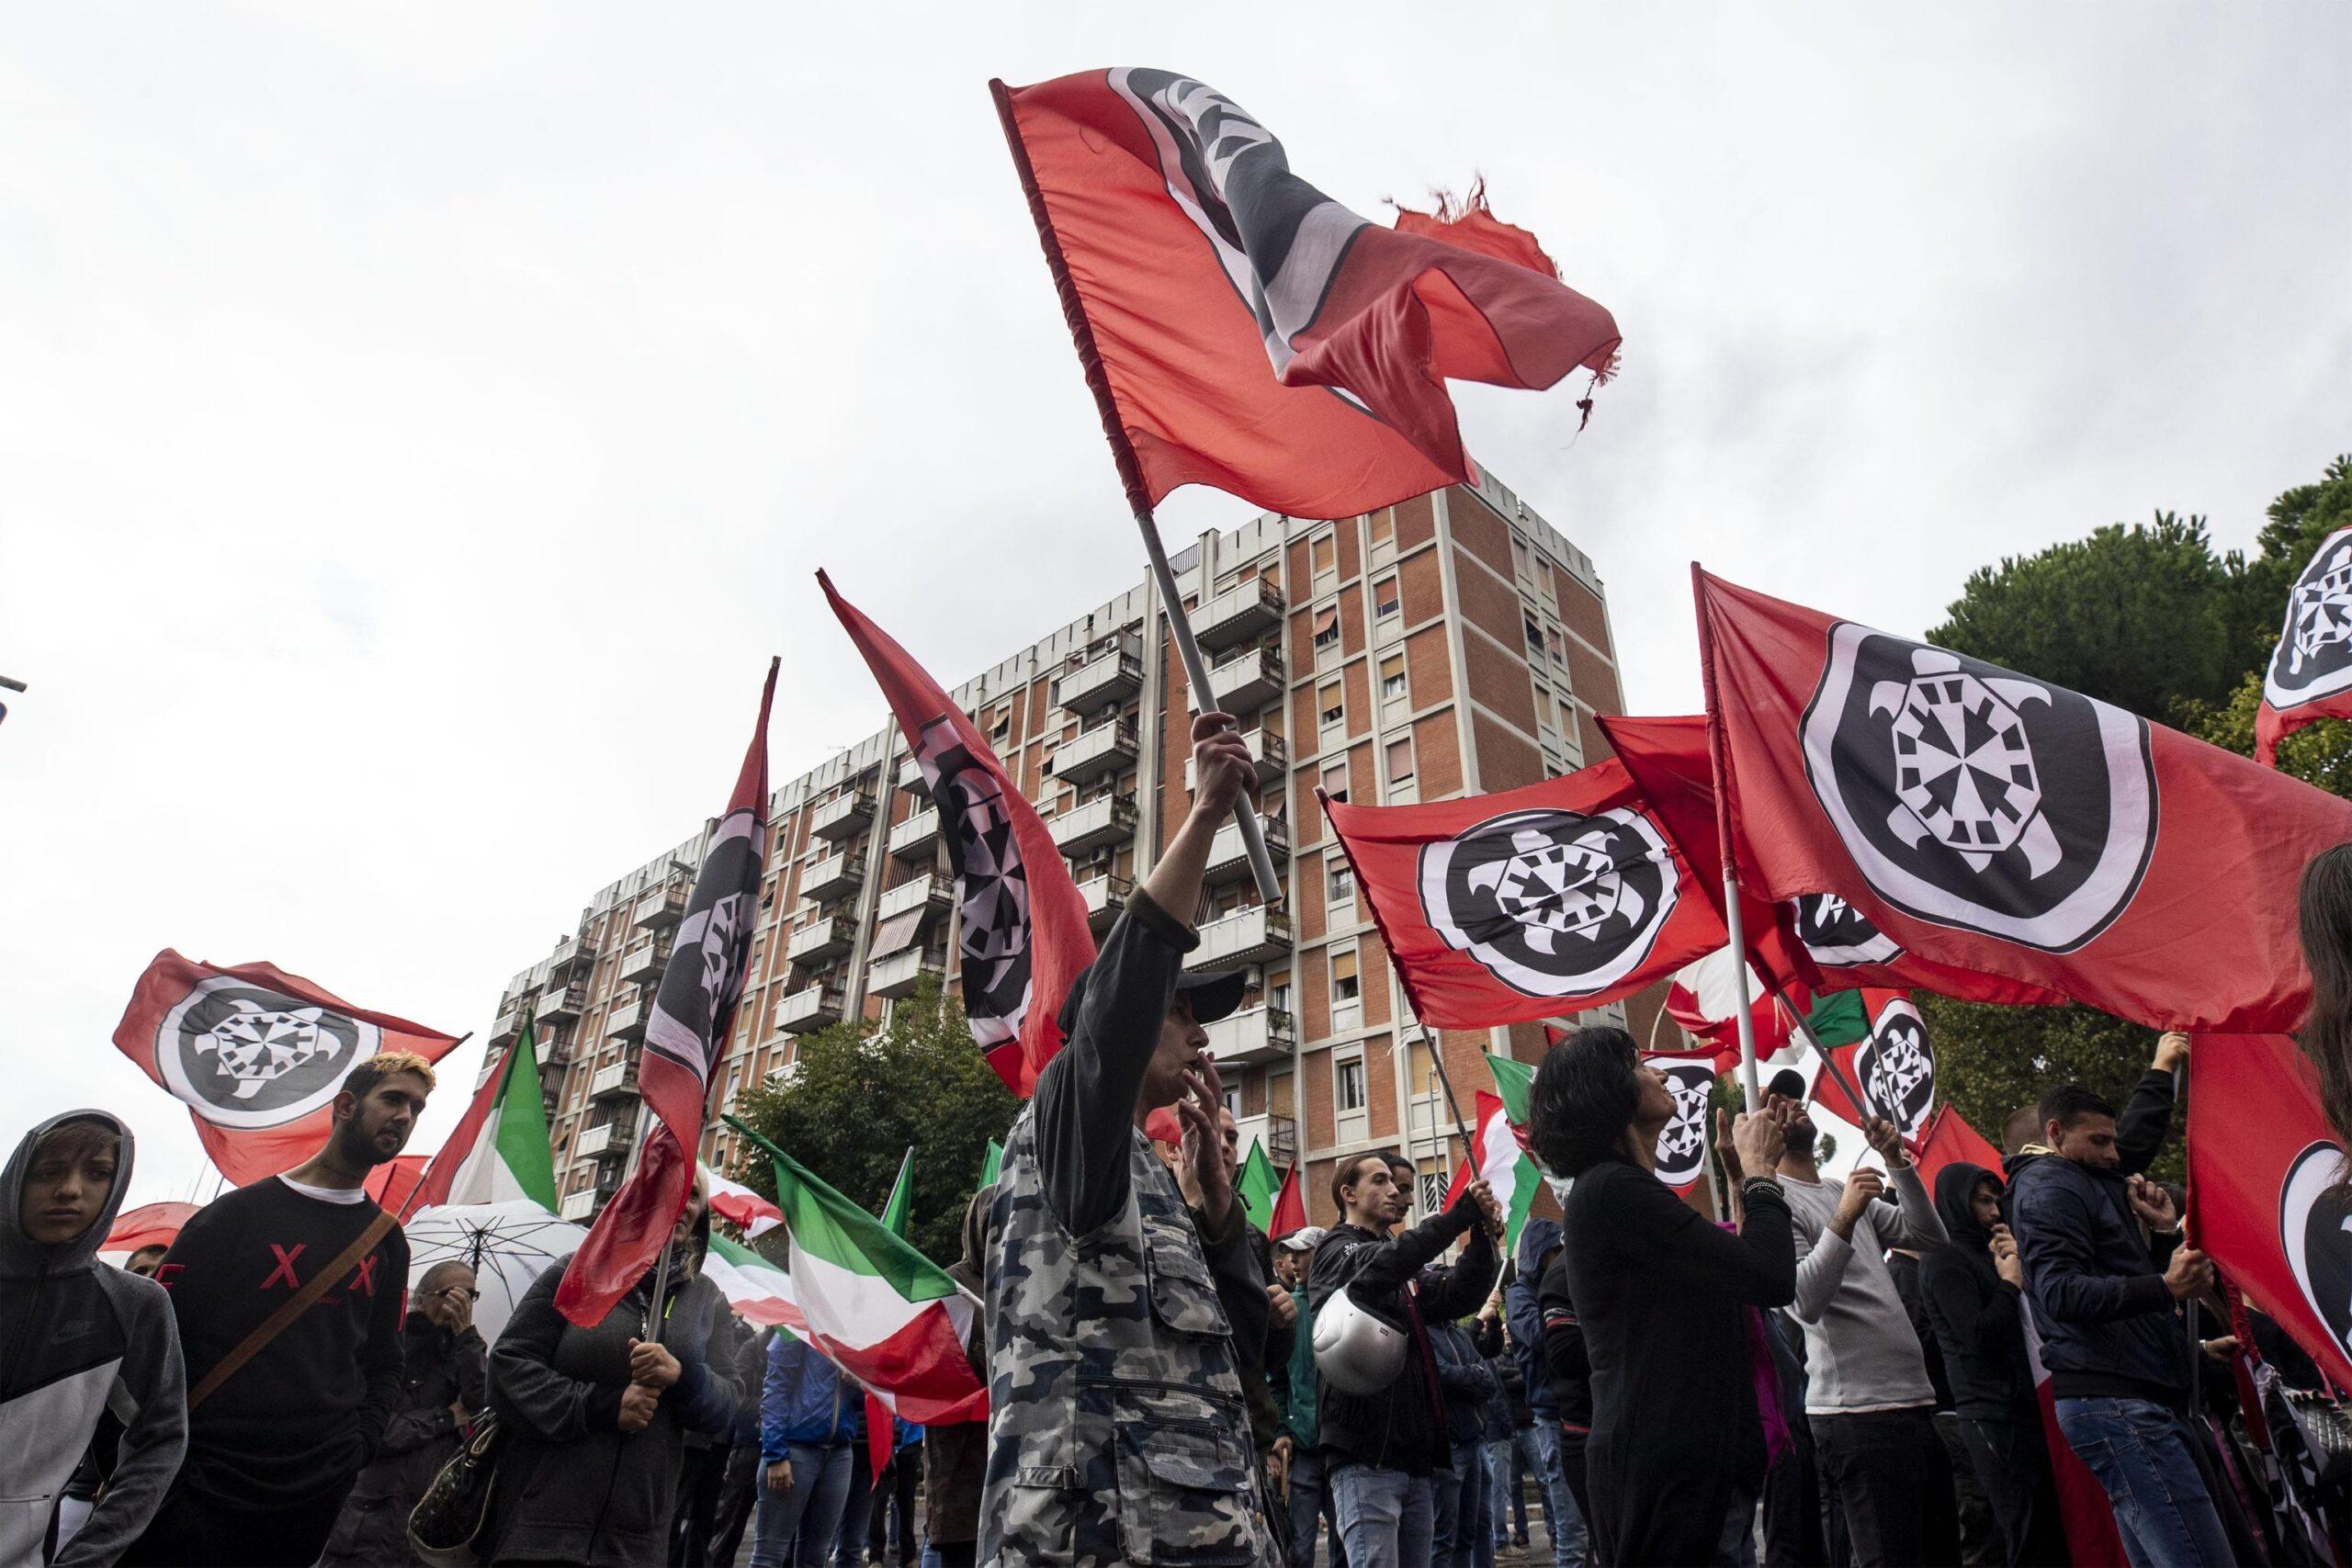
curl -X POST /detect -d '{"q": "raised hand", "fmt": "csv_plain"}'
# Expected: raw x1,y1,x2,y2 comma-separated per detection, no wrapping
2165,1246,2214,1301
1715,1108,1746,1182
1832,1168,1887,1239
2153,1032,2190,1074
1176,1055,1235,1230
1268,1282,1298,1332
1862,1115,1905,1164
1731,1101,1791,1175
1187,711,1254,817
2125,1174,2179,1234
1989,1223,2026,1288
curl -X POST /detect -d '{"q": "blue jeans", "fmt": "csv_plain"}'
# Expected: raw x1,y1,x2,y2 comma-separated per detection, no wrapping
1288,1447,1346,1568
1330,1462,1434,1568
1481,1438,1521,1542
2054,1397,2233,1568
1429,1445,1491,1568
1517,1423,1588,1568
749,1441,854,1568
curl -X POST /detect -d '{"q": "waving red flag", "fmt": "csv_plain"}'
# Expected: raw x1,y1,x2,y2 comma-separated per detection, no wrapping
1268,1165,1306,1241
1906,1106,2003,1190
557,659,776,1326
2256,525,2352,766
1695,569,2352,1031
820,572,1097,1096
1320,758,1723,1029
990,69,1620,522
1806,991,1939,1139
110,952,462,1186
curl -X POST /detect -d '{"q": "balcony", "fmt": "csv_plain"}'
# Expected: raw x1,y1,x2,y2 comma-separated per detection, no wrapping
1204,814,1292,885
618,933,673,986
888,811,940,862
1207,646,1284,714
605,993,649,1043
632,880,689,931
1050,793,1137,856
1077,873,1133,932
1233,1109,1299,1162
1054,646,1145,715
1186,727,1289,789
801,852,864,904
1205,1005,1296,1067
1047,718,1138,784
1193,580,1286,652
491,1003,528,1049
870,946,945,1000
588,1060,639,1101
533,983,586,1026
898,753,923,790
877,874,949,921
786,914,854,965
559,1189,598,1224
778,983,845,1033
576,1121,636,1161
1189,905,1294,970
810,791,876,842
536,1031,571,1071
548,932,596,976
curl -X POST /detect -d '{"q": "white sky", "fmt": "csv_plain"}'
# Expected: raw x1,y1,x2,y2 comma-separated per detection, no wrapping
4,5,2346,1211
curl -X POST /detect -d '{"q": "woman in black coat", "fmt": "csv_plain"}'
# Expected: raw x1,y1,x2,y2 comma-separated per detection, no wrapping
1528,1026,1796,1567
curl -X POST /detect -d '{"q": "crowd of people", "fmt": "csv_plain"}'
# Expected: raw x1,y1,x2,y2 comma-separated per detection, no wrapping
10,716,2352,1568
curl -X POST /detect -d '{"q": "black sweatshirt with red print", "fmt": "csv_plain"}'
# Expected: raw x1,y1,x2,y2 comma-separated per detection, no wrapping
151,1178,409,1511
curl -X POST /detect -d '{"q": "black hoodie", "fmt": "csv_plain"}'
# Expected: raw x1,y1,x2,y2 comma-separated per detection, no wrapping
1917,1161,2038,1421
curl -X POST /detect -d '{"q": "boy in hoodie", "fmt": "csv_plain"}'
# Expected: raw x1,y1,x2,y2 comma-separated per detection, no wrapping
1501,1217,1587,1568
2,1111,187,1568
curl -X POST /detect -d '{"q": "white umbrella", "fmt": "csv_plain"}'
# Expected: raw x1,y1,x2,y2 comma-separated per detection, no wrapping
403,1200,584,1342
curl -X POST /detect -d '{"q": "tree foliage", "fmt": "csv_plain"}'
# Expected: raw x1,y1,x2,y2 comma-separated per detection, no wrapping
1917,996,2179,1183
728,977,1020,1265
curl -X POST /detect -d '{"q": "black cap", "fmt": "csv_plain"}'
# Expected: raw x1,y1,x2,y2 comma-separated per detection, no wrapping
1056,963,1250,1038
1766,1067,1809,1101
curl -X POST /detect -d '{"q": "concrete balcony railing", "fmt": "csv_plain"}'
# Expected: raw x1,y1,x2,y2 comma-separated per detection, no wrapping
801,852,864,904
631,880,689,931
810,790,876,842
778,983,845,1034
491,1003,529,1049
1053,645,1145,715
1077,873,1133,931
576,1121,636,1161
877,874,949,922
1186,727,1289,789
1188,905,1294,971
1050,793,1138,857
1207,646,1284,714
1204,814,1291,886
535,1031,571,1071
618,933,673,987
870,946,945,1000
605,994,650,1043
1192,580,1286,652
1046,718,1138,784
786,914,854,965
1233,1109,1299,1162
533,984,586,1025
588,1060,639,1101
1205,1006,1296,1067
898,753,924,790
888,811,941,861
559,1189,598,1224
548,932,597,976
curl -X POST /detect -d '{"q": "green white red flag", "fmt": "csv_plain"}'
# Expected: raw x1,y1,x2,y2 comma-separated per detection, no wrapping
728,1117,987,1426
704,1166,784,1239
1238,1139,1281,1233
413,1025,560,1214
1442,1090,1539,1255
1268,1165,1306,1240
702,1234,805,1331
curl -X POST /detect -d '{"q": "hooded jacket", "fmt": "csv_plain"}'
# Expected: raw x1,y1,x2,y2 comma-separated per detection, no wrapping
1,1111,187,1568
1917,1162,2038,1422
1503,1216,1563,1424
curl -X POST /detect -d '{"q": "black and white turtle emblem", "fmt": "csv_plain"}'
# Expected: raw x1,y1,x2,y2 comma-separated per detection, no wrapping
648,803,765,1081
1418,807,1679,998
2279,1141,2352,1364
1788,893,1901,967
1652,1061,1716,1188
2266,527,2352,711
1854,997,1936,1136
1802,624,2156,952
915,719,1033,1048
155,976,379,1129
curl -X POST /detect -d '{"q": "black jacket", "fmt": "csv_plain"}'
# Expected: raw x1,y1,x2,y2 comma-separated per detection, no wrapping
319,1312,488,1568
1428,1320,1498,1447
1535,1258,1592,1431
1917,1162,2039,1422
2010,1150,2185,1406
1306,1194,1498,1476
2000,1069,2177,1196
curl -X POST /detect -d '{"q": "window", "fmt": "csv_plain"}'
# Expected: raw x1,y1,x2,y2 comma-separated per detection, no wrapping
1311,535,1338,578
1379,654,1408,703
1327,856,1356,908
1385,737,1416,784
1370,509,1395,549
1337,1058,1367,1112
1268,967,1292,1013
1524,614,1545,657
1545,626,1567,666
1320,761,1349,803
1318,682,1345,729
989,708,1012,742
1511,536,1534,579
1374,575,1400,619
1313,604,1341,653
1332,948,1361,1002
1223,1085,1243,1117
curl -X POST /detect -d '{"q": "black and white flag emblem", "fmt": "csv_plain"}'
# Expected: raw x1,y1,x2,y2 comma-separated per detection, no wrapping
2280,1141,2352,1362
1417,807,1679,998
1652,1061,1716,1189
648,805,764,1083
914,719,1035,1049
1788,893,1901,968
2267,527,2352,713
156,976,380,1129
1855,996,1937,1137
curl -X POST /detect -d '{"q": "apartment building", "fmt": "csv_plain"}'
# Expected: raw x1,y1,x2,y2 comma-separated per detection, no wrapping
488,465,1676,1227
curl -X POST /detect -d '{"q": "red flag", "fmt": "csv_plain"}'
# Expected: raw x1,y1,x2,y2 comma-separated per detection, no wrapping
1804,990,1939,1140
1905,1105,2003,1191
865,1392,894,1489
364,1155,432,1214
2187,1032,2352,1393
110,952,462,1186
989,69,1620,522
1269,1164,1306,1240
557,660,776,1326
1318,759,1724,1029
1644,1052,1721,1196
820,572,1098,1097
2256,525,2352,766
1694,569,2352,1031
103,1201,198,1255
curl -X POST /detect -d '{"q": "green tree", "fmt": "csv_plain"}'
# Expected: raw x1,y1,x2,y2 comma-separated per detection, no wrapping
1916,996,2180,1183
729,977,1020,1265
2180,671,2352,798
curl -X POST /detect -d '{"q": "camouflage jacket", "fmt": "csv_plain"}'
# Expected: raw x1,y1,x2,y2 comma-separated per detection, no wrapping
979,1103,1277,1566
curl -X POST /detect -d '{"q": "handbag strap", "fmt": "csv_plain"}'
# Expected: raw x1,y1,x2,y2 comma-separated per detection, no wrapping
187,1206,400,1414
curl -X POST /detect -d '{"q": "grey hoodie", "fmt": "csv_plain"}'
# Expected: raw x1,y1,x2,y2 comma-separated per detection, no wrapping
1,1111,187,1568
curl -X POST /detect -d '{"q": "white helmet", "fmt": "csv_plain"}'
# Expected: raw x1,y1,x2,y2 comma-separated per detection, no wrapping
1311,1284,1408,1396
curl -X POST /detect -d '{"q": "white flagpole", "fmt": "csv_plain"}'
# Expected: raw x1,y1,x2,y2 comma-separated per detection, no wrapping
1722,872,1764,1111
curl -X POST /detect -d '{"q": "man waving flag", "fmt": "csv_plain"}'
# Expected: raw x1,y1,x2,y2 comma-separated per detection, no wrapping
557,659,777,1325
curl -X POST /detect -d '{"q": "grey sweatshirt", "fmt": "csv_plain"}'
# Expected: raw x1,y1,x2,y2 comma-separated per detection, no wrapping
1780,1161,1947,1416
0,1111,187,1568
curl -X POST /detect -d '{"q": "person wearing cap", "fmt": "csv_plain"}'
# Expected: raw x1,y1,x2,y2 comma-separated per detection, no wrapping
1273,1228,1347,1568
1309,1150,1504,1568
1751,1066,1959,1568
978,712,1276,1568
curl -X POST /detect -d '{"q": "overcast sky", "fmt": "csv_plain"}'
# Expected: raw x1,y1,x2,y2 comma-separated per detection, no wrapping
5,5,2346,1209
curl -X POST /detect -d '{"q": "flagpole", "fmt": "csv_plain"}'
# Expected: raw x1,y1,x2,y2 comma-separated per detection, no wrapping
1692,563,1761,1111
1767,985,1883,1129
1719,877,1765,1112
1422,1032,1480,1163
991,78,1282,908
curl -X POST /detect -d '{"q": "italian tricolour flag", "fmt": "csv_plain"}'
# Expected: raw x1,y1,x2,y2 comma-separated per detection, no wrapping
1442,1090,1540,1256
729,1118,987,1426
413,1025,560,1213
702,1234,805,1330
